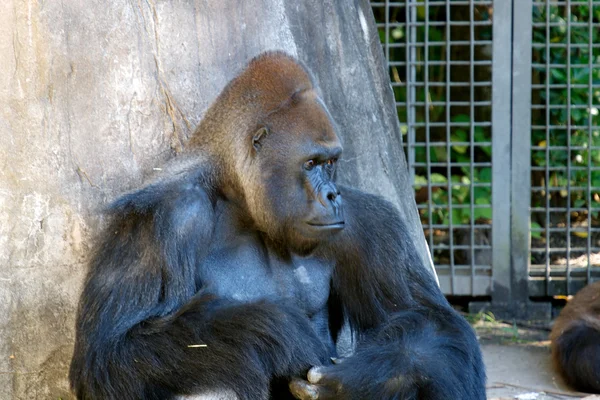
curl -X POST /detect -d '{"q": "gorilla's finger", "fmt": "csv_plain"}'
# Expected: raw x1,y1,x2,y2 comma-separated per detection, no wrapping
289,378,339,400
307,365,342,388
330,356,346,365
289,379,319,400
307,366,324,384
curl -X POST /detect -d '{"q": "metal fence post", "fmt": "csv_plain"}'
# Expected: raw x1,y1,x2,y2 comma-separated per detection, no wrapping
512,0,550,319
471,0,550,320
486,0,513,314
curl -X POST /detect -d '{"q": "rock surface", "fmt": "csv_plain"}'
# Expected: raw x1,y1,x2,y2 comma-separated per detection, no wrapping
0,1,429,398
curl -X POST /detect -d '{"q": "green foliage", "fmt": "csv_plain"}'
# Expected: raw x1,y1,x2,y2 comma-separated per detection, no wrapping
531,4,600,217
375,4,494,226
464,311,496,325
417,163,492,225
530,222,543,239
374,2,600,229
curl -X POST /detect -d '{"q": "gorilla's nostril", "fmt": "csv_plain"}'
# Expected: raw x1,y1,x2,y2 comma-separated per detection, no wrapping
327,192,336,202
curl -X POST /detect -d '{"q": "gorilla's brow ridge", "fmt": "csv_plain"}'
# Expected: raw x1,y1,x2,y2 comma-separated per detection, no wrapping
262,87,312,120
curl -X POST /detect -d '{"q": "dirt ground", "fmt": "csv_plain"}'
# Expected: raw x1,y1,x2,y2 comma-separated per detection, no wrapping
475,319,599,400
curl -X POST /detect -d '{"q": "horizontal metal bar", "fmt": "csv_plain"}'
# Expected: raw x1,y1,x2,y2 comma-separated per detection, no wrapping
391,61,493,67
532,63,600,68
533,22,600,28
390,40,493,47
529,277,600,298
531,124,600,129
532,43,600,49
417,204,492,210
406,82,492,87
416,183,492,188
532,0,600,4
410,101,493,106
531,105,600,110
532,84,600,89
411,162,493,167
424,224,492,229
531,228,600,233
409,142,493,147
531,166,600,172
531,146,600,151
531,207,600,212
436,266,493,272
407,122,492,127
431,245,492,250
529,266,600,274
531,186,600,191
531,248,600,253
404,21,492,27
529,264,600,280
372,0,493,4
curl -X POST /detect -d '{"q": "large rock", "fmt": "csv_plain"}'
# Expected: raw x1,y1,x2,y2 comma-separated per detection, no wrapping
0,1,430,398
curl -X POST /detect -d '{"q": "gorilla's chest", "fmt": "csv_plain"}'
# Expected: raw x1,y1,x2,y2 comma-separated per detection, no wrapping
198,233,333,318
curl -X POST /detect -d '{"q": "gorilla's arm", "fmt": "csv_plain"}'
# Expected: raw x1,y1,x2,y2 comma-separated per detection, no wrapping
299,186,486,399
69,167,327,400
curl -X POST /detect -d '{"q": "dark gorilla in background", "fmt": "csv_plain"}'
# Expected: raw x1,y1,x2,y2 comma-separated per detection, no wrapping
69,52,486,400
550,280,600,394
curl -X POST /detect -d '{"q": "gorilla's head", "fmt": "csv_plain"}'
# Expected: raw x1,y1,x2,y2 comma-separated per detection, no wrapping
191,52,345,254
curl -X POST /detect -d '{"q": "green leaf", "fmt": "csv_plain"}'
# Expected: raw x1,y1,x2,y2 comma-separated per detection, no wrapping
452,208,466,225
414,175,427,190
451,131,468,154
530,222,543,239
474,127,489,142
474,206,492,220
551,68,566,81
573,198,585,208
478,167,492,183
452,114,471,123
572,68,590,83
430,173,448,184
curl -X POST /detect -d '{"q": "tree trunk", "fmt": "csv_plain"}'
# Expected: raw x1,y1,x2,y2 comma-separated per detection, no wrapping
0,0,431,398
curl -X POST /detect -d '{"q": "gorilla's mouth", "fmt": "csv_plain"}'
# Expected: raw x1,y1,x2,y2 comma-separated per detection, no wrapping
306,221,345,230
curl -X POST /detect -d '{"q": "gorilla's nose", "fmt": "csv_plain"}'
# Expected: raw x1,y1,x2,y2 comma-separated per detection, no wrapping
324,189,343,220
326,188,339,202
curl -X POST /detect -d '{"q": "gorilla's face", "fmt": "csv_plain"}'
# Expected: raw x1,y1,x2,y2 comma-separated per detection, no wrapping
246,91,344,253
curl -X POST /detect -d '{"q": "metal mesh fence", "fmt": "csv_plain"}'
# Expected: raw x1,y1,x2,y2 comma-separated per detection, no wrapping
372,1,600,300
529,1,600,296
371,1,494,296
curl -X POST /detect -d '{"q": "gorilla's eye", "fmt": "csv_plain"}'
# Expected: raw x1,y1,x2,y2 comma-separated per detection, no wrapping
304,159,317,170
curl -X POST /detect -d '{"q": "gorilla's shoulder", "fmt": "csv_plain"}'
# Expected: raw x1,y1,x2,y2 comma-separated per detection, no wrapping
107,154,215,217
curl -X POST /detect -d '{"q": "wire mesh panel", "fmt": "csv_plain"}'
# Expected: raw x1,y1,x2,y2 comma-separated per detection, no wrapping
529,1,600,296
371,0,494,296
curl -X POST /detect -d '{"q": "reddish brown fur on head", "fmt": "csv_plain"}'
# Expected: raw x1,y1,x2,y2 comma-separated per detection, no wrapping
187,52,343,252
188,52,316,161
550,281,600,344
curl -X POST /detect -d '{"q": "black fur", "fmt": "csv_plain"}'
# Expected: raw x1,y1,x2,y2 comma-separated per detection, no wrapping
553,323,600,393
317,188,485,399
69,53,485,400
70,167,329,400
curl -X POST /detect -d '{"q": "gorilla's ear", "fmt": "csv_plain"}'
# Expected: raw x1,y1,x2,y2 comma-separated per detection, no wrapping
252,127,269,151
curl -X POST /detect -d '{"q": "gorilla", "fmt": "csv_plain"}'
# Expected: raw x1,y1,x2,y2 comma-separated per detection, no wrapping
69,52,485,400
550,280,600,394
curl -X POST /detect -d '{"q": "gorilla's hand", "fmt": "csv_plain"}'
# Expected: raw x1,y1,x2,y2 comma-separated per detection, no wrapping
289,363,345,400
288,355,418,400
